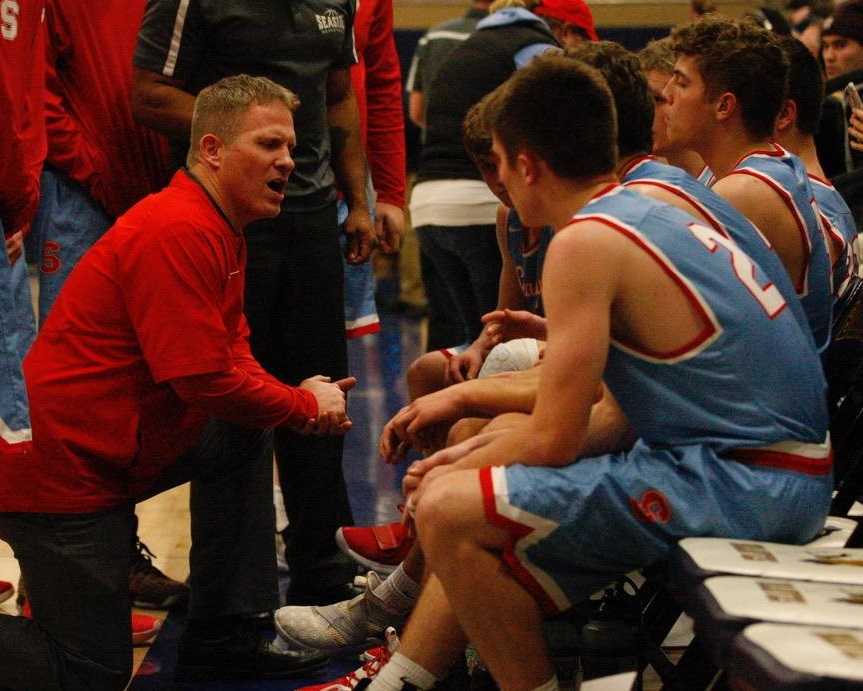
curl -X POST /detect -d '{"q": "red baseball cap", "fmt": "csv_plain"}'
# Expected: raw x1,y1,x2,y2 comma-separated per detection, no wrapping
534,0,599,41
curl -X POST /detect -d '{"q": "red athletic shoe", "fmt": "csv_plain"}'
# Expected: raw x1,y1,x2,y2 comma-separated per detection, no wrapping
335,521,414,574
18,593,161,646
0,580,13,605
131,612,163,646
297,627,399,691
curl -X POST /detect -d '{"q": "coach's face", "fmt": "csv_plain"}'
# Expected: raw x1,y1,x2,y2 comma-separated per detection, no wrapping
219,101,296,228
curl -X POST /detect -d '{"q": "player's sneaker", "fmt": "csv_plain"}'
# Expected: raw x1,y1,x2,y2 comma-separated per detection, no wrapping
130,539,189,609
275,571,406,652
0,580,13,605
296,627,400,691
335,521,414,574
18,591,161,645
131,612,163,645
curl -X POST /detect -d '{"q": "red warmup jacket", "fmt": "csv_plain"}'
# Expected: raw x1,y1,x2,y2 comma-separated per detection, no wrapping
350,0,406,208
0,0,47,237
42,0,170,219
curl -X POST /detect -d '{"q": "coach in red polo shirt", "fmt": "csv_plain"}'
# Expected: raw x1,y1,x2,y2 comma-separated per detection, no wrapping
0,75,349,689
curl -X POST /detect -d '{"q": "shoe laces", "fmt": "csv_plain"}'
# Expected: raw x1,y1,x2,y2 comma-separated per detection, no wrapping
132,540,164,576
342,629,398,687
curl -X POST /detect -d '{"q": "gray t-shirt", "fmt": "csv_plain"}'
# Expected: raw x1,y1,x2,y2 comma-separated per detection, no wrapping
135,0,357,210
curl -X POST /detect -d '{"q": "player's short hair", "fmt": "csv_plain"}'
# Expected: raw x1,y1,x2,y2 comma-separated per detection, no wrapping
463,89,500,170
638,37,676,75
782,36,824,135
488,53,617,178
670,17,789,139
188,74,300,167
566,41,654,158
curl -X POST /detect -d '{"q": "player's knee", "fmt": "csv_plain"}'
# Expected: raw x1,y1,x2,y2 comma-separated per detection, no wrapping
407,352,446,400
446,417,491,447
415,475,468,545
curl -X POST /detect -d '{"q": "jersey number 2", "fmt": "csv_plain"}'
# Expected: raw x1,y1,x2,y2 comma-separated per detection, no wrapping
688,223,786,319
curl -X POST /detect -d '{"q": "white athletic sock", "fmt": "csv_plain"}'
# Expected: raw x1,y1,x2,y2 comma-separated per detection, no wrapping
372,563,420,613
531,676,560,691
368,652,438,690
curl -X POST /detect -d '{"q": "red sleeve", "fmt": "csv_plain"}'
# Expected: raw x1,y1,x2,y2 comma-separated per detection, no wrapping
170,369,318,430
42,2,109,213
362,0,406,208
0,0,46,236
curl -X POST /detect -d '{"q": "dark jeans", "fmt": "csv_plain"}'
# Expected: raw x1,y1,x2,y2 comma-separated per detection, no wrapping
242,203,355,590
417,224,502,349
0,420,276,691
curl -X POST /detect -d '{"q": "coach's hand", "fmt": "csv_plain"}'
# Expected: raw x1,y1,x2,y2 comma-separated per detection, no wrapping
300,375,357,435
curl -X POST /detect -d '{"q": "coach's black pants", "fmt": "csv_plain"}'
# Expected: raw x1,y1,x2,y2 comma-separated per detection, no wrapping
0,420,277,691
243,203,355,591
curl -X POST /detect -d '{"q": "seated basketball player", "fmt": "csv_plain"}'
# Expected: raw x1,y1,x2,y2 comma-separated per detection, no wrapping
284,54,832,691
665,16,833,351
364,52,829,691
774,36,859,304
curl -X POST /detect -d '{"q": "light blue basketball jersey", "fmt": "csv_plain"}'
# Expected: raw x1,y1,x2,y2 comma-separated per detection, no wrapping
729,146,833,352
573,185,828,452
697,165,716,187
621,156,811,345
505,208,553,316
809,174,859,303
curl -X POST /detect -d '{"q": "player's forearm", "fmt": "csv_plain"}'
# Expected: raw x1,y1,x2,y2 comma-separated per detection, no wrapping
455,367,541,418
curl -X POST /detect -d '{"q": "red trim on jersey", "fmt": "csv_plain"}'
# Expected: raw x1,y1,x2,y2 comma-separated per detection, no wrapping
623,179,728,237
731,142,786,170
588,183,623,203
727,447,833,476
618,155,656,179
807,172,834,189
726,168,812,294
346,322,381,339
572,214,719,361
479,467,562,615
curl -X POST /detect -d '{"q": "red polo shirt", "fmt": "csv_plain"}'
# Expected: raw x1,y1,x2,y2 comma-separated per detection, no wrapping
1,171,317,512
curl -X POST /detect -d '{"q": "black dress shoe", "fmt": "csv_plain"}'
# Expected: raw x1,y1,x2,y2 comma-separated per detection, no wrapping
285,581,363,606
175,617,329,681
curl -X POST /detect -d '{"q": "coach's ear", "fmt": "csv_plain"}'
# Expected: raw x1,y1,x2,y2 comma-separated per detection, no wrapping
714,91,737,124
198,133,224,170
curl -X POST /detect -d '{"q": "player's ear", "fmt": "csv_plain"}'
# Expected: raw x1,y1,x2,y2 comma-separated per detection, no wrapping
774,99,797,135
198,133,224,170
518,150,541,184
714,91,736,123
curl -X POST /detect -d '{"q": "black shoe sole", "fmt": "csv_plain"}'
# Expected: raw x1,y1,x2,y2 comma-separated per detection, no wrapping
174,658,329,682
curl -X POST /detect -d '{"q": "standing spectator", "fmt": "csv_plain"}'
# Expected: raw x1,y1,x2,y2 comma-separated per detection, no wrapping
133,0,374,605
821,0,863,173
30,0,172,317
410,1,559,351
533,0,600,48
403,0,491,344
342,0,406,339
0,0,45,606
